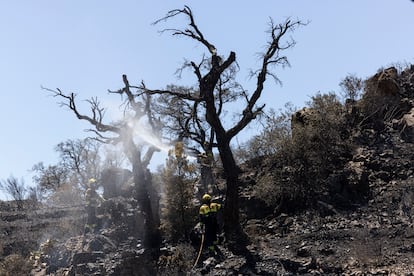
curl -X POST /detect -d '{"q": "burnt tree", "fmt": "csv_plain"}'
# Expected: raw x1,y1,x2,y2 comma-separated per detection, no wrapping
145,6,305,248
153,72,240,196
46,75,162,249
0,176,26,210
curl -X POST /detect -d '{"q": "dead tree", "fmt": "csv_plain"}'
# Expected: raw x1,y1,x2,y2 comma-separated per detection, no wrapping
146,6,305,249
46,75,162,249
153,80,233,197
0,176,26,210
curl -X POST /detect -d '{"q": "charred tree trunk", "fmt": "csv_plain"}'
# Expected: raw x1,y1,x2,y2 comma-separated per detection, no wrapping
217,141,243,242
149,8,304,255
131,156,161,249
145,168,161,244
200,53,248,249
197,149,216,196
48,74,163,250
126,133,161,249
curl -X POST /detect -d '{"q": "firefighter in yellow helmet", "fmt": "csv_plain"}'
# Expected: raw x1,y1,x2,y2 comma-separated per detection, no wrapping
199,193,222,256
84,178,99,234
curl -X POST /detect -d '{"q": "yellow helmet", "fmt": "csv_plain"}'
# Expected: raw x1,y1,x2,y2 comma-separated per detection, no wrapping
88,178,97,185
202,193,211,203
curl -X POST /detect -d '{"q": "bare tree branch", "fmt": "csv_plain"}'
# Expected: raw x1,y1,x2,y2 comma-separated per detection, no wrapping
154,6,217,56
228,18,306,139
43,87,121,134
142,82,202,102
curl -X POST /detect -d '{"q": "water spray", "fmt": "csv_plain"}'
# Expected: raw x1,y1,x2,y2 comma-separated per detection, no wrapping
124,117,171,153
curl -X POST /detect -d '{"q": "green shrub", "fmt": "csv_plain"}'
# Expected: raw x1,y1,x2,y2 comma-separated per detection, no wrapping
160,142,197,242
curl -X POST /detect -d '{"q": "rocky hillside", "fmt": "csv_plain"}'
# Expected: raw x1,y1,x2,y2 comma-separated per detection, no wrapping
2,65,414,275
237,126,414,275
0,201,84,257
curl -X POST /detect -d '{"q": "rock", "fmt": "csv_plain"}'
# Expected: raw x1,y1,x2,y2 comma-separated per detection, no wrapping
345,160,370,194
101,167,133,199
405,227,414,238
399,108,414,142
297,246,312,257
319,246,335,256
366,67,400,97
86,238,104,252
72,251,104,265
244,219,265,236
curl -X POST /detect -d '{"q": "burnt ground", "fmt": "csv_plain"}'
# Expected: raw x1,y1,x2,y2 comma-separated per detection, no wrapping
2,130,414,275
0,202,85,258
244,179,414,275
2,133,414,275
197,185,414,275
3,182,414,276
195,124,414,275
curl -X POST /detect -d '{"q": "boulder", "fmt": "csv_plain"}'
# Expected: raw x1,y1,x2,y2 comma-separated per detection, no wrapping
374,67,400,96
345,161,369,194
72,251,104,265
101,168,133,199
291,107,316,128
399,107,414,142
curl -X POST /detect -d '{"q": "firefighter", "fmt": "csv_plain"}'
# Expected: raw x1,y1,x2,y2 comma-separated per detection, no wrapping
199,193,222,256
84,178,99,234
209,198,222,245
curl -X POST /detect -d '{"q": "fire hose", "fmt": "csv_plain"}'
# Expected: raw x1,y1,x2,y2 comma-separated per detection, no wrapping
192,233,205,269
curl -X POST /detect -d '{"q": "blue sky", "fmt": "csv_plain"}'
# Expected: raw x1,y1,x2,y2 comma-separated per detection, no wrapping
1,1,413,200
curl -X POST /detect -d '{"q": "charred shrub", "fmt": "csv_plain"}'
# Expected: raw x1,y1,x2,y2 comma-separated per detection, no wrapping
253,93,353,212
0,254,32,276
157,244,195,275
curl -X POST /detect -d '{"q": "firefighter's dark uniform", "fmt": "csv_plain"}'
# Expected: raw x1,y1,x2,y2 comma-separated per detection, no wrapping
85,187,99,233
209,202,221,243
199,197,221,255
